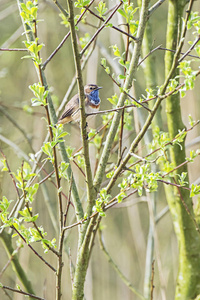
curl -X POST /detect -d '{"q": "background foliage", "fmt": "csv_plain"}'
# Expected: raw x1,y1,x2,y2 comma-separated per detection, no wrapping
0,0,200,299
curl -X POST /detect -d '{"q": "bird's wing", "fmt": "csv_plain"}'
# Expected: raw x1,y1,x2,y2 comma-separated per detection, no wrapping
58,94,79,121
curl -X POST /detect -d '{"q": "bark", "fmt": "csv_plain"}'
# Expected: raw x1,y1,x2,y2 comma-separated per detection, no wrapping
165,1,200,299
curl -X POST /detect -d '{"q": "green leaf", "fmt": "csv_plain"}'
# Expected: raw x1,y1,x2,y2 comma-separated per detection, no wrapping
1,159,8,172
101,58,106,67
95,1,107,17
117,192,126,203
0,196,13,213
111,45,121,57
75,0,90,8
107,94,118,106
41,142,54,162
99,211,106,217
93,135,102,149
118,74,126,80
79,33,91,49
190,184,200,197
31,214,39,222
180,89,186,98
30,7,38,19
188,115,195,127
29,83,48,106
117,8,126,18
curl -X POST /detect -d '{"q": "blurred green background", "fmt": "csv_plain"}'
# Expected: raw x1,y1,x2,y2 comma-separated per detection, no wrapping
0,0,200,299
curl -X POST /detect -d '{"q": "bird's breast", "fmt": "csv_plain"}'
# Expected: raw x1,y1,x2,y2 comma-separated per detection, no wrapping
85,102,100,114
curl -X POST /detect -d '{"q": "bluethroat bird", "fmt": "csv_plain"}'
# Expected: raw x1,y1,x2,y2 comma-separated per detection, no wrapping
57,84,102,125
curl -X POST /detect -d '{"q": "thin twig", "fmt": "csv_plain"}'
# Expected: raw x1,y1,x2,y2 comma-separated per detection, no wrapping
150,260,155,300
104,62,200,194
0,48,27,51
39,167,71,204
33,20,63,231
155,206,169,223
148,0,166,17
11,226,56,272
178,35,200,62
2,288,12,300
157,179,190,191
64,175,73,227
0,149,21,198
86,102,150,117
53,0,69,17
1,285,45,300
57,36,97,115
94,126,108,175
42,0,96,69
0,245,21,278
62,141,200,233
138,44,162,67
98,229,145,300
126,119,200,171
80,1,124,57
69,247,74,285
72,159,86,177
83,5,138,41
0,134,29,161
72,116,114,156
174,178,200,235
100,63,151,112
0,106,34,152
38,169,55,185
158,46,200,60
118,11,130,166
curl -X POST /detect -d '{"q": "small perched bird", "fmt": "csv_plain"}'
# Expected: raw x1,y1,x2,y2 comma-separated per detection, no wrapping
57,84,102,125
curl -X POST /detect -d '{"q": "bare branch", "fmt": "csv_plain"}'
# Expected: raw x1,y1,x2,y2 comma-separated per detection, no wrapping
98,230,146,300
42,0,96,69
148,0,166,17
80,1,124,57
11,226,56,273
1,285,45,300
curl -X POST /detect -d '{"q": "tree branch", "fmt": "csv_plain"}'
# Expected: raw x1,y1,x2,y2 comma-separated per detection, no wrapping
66,0,95,223
93,0,151,191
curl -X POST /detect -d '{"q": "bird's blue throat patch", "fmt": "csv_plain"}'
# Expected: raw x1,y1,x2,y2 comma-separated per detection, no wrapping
88,89,100,105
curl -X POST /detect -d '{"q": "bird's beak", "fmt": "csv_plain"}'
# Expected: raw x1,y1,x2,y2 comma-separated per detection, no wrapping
97,86,102,90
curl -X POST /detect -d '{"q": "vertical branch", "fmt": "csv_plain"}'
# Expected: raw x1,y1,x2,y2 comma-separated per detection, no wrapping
93,0,151,191
16,0,83,227
117,2,130,165
138,2,161,297
0,149,21,199
66,0,95,223
164,1,200,299
0,231,35,296
16,0,63,228
68,1,152,299
141,20,162,128
102,0,196,196
150,260,155,300
15,2,77,299
33,20,63,231
98,229,146,300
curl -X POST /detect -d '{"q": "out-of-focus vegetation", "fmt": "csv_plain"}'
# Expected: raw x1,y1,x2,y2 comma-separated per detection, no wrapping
0,0,200,299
